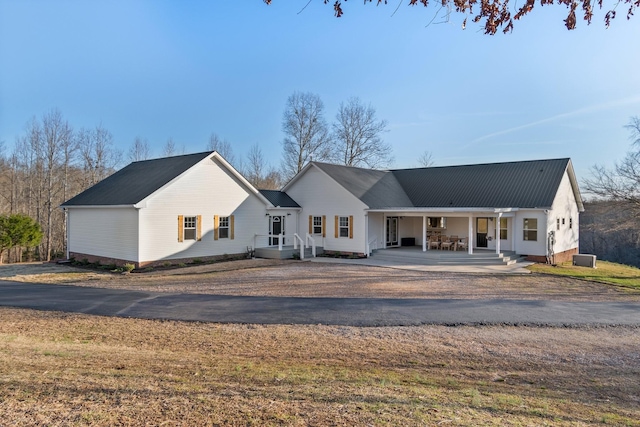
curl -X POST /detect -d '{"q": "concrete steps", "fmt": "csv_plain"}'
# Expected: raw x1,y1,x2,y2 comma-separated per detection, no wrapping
255,245,324,260
370,248,524,266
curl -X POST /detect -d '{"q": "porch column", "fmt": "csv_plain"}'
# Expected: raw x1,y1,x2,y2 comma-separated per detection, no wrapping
365,214,369,257
496,213,502,255
468,215,473,254
512,215,517,253
422,215,427,252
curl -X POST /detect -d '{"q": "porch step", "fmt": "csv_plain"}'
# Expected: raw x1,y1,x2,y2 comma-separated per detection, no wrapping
255,245,324,260
370,248,523,266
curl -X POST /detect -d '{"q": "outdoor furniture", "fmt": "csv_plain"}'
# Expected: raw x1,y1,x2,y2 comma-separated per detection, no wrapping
456,237,468,251
440,236,454,251
429,236,440,250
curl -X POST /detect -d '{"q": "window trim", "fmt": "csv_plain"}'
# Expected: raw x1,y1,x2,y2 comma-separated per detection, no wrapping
219,216,230,239
523,218,538,241
180,215,201,242
312,216,323,235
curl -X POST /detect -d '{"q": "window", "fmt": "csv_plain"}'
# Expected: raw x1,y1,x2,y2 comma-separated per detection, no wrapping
500,217,508,240
184,216,197,240
339,216,350,237
214,215,234,240
557,218,560,231
313,216,323,234
219,216,230,239
428,217,446,229
523,218,538,241
562,218,565,225
569,217,573,229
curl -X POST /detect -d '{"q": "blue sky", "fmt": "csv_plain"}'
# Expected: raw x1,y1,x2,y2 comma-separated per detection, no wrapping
1,1,639,182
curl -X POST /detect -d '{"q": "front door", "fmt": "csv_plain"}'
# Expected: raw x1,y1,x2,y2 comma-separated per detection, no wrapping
386,216,399,246
476,217,488,248
270,216,284,246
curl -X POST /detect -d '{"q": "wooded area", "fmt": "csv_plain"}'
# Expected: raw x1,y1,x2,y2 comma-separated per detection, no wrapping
0,109,121,263
580,201,640,268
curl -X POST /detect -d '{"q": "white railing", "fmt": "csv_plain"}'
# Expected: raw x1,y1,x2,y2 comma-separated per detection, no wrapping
293,233,305,259
367,235,378,257
305,233,316,258
253,233,286,250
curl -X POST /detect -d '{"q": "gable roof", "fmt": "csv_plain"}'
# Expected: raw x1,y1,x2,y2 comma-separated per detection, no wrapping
301,162,414,209
392,158,576,209
62,151,272,208
259,190,300,208
287,158,582,211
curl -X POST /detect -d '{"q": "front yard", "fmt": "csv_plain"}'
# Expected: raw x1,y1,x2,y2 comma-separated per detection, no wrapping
1,260,639,425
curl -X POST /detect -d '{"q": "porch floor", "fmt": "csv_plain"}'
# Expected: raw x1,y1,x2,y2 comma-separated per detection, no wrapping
371,246,522,266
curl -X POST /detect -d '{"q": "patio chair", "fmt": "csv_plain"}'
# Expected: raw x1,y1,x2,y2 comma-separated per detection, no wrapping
429,236,440,250
456,237,468,251
440,236,454,251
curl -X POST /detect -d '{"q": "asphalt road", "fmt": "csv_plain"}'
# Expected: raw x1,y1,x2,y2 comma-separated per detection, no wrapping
1,280,639,326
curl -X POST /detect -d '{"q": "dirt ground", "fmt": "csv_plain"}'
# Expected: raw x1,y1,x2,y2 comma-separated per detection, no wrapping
2,259,639,302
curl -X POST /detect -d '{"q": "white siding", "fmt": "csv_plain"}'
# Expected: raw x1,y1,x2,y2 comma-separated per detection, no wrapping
548,171,580,254
513,210,547,256
138,157,267,262
67,207,139,261
287,166,368,253
368,213,385,249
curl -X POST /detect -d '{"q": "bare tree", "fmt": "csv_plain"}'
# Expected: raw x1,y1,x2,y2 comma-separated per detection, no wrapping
207,133,235,165
78,124,121,188
244,143,282,190
417,150,435,167
583,116,640,222
41,109,73,261
333,97,391,168
128,137,152,162
281,91,333,180
162,138,177,157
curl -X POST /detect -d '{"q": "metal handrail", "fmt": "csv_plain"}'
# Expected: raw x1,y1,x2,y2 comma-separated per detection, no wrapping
305,233,316,257
367,235,378,257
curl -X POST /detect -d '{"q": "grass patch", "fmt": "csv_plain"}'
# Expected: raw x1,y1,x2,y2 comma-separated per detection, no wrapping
0,308,638,426
528,260,640,290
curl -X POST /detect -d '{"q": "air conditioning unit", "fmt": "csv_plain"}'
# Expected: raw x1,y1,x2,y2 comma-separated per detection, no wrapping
573,254,596,268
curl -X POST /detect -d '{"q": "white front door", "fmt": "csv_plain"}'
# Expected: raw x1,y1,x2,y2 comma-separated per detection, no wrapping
269,216,284,246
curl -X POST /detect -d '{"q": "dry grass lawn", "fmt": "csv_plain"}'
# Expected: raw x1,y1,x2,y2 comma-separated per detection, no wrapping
1,308,639,426
1,261,640,425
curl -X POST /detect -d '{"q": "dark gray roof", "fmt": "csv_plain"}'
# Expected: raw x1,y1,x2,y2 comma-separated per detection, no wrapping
259,190,300,208
62,152,214,206
391,158,571,209
313,162,413,209
310,158,573,210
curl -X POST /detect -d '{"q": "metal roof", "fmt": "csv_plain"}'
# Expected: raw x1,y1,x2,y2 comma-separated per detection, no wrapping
311,158,574,210
259,190,301,208
391,158,571,209
313,162,414,209
62,152,214,206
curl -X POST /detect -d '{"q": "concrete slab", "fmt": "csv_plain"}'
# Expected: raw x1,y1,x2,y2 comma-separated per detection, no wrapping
309,256,535,274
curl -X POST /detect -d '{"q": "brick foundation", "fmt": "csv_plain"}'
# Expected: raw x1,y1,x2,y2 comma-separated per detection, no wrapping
524,247,578,264
69,252,247,269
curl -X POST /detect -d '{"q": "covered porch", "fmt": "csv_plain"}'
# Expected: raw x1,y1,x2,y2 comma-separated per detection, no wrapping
366,209,517,257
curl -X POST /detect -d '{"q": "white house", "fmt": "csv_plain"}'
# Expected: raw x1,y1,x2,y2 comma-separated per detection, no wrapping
283,158,584,263
62,153,583,267
61,152,300,268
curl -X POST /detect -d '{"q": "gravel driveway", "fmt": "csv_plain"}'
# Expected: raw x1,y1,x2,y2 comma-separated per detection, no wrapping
2,259,639,302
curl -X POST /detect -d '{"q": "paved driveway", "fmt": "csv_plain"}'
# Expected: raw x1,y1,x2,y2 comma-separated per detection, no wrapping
1,280,639,326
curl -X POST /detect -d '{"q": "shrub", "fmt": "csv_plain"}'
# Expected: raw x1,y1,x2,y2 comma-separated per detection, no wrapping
123,263,135,273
